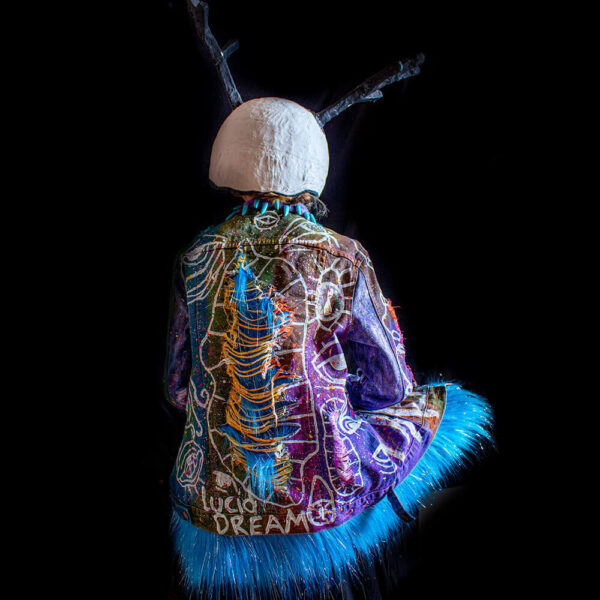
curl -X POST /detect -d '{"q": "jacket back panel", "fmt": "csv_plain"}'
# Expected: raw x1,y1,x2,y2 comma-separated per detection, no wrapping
167,210,443,536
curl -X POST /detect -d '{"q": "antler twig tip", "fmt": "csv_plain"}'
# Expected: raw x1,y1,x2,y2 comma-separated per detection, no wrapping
316,53,425,126
187,0,243,109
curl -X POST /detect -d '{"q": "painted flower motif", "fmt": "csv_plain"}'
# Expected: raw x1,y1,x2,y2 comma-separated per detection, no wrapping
307,498,337,526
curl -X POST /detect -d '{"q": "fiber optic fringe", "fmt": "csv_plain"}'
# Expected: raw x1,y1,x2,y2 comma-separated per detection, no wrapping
171,383,494,600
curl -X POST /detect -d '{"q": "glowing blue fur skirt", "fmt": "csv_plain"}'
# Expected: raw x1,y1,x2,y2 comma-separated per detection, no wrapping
170,384,494,600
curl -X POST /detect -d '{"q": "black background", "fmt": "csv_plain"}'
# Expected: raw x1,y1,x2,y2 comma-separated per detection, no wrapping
65,1,546,598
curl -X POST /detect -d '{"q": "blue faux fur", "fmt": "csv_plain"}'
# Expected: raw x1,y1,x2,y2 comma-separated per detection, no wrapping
170,383,494,600
394,383,495,514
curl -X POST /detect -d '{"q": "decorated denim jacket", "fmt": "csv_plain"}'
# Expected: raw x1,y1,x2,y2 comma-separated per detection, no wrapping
165,202,446,537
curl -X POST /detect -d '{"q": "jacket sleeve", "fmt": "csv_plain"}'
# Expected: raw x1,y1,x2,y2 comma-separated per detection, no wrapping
164,255,192,412
345,249,416,411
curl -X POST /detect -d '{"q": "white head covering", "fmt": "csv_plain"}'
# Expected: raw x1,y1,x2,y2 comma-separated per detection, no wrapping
209,97,329,197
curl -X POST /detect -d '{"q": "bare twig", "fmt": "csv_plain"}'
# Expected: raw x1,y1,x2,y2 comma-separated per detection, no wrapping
188,1,243,109
316,53,425,126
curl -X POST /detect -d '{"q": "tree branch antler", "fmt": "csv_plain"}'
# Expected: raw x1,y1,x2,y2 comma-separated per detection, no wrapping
188,1,243,109
316,53,425,127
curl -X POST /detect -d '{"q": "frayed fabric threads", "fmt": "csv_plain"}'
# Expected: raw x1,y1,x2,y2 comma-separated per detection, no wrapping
170,383,494,600
220,249,298,500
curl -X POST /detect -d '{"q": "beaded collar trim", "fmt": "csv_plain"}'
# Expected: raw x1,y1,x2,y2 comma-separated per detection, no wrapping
225,198,318,223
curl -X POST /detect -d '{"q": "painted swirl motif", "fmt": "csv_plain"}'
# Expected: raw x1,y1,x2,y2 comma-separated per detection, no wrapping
176,436,204,489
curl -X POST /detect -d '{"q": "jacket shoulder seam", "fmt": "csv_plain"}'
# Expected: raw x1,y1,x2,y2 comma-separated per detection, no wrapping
186,238,365,267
